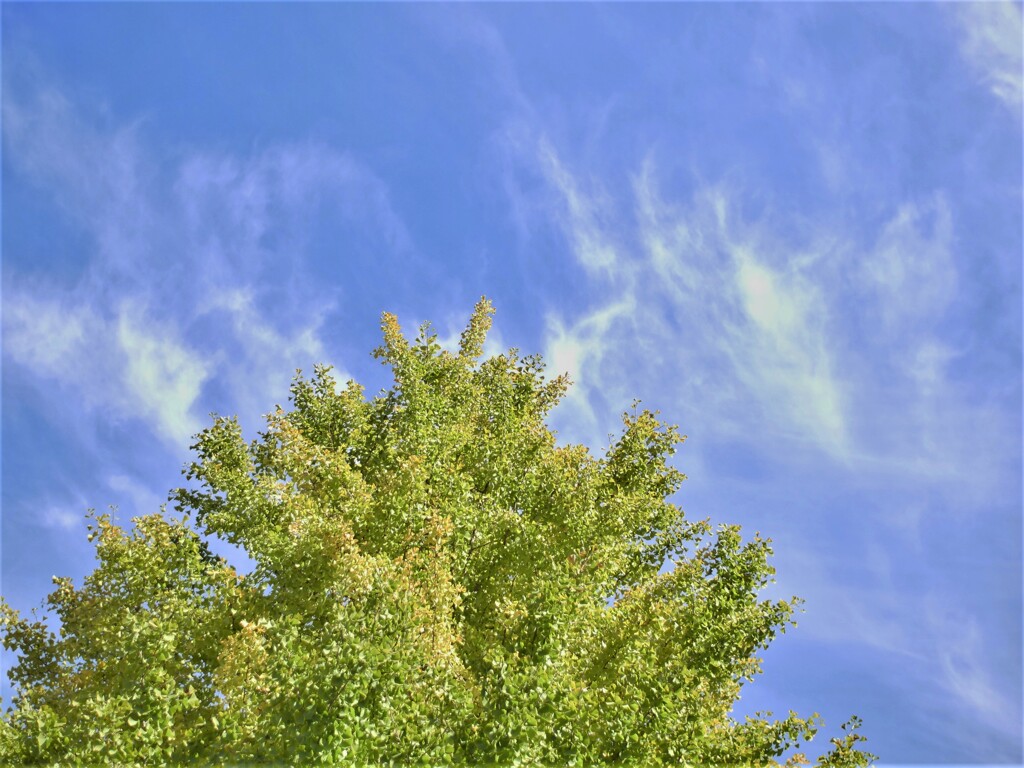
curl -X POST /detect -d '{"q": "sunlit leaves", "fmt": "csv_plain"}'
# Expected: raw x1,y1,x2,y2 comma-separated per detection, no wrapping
0,297,875,766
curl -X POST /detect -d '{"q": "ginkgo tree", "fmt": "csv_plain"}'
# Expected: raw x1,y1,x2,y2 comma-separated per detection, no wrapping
0,298,875,766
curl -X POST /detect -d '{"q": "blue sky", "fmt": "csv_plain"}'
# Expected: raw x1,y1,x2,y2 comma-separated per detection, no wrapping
2,3,1021,763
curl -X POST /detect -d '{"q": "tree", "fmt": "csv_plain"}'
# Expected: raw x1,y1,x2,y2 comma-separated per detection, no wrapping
0,298,875,766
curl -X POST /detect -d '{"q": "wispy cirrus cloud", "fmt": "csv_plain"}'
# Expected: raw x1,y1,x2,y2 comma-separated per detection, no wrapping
783,541,1023,759
196,287,334,428
731,245,847,450
117,305,211,447
521,135,849,457
860,196,956,331
3,290,92,380
508,132,1013,514
537,138,620,278
930,610,1021,750
2,76,404,451
2,68,411,557
4,290,207,447
543,296,637,438
953,0,1024,114
634,166,849,455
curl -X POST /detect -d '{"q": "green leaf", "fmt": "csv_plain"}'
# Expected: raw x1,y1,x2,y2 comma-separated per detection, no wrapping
0,299,875,767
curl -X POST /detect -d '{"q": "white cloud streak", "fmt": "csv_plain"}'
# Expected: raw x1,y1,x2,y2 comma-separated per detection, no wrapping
3,291,92,380
537,137,620,277
506,135,1011,512
931,612,1021,743
2,78,404,449
204,288,335,421
531,145,850,457
508,136,643,445
795,561,1022,751
954,1,1024,114
861,195,956,331
116,305,210,447
4,290,209,447
543,296,637,439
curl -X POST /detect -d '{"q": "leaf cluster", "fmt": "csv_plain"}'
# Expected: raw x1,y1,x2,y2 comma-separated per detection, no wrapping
0,298,876,766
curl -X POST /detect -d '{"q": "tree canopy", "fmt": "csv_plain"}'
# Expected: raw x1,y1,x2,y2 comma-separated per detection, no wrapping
1,298,875,766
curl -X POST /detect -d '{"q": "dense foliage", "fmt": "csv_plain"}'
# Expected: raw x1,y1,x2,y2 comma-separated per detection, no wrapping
1,299,874,765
